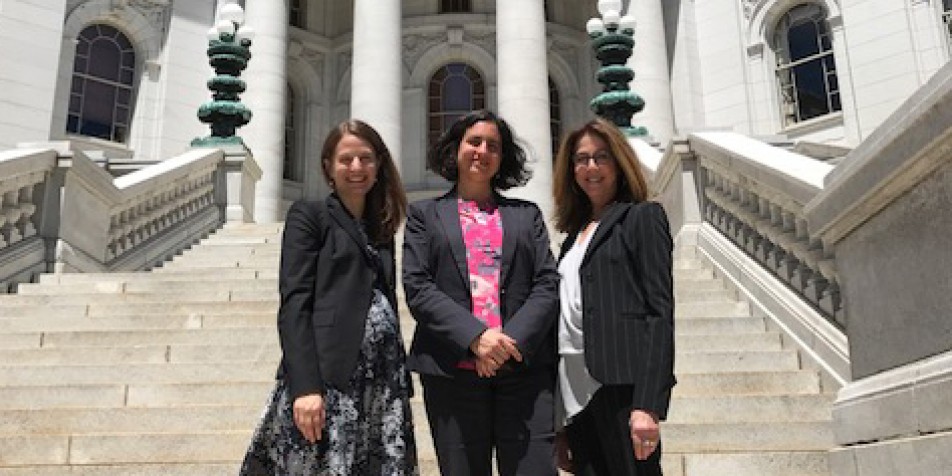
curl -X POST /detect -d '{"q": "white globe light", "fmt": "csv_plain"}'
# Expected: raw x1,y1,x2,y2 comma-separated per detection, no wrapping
586,18,606,35
619,14,637,32
237,26,256,43
216,19,235,36
603,9,621,27
597,0,623,17
219,3,244,25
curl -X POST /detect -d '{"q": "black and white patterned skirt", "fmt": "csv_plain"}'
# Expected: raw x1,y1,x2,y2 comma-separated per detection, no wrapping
240,289,418,475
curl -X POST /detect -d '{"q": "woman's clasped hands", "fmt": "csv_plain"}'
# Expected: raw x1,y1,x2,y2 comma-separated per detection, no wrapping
469,328,523,377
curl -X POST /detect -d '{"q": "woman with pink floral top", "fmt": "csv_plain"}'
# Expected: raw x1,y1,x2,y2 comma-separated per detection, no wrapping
402,110,560,476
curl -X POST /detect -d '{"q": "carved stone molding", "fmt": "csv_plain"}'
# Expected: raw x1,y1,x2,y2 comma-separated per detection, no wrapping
402,32,445,72
548,37,579,75
465,30,496,56
742,0,767,20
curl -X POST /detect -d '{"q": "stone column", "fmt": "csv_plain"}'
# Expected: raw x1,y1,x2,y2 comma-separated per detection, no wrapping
627,0,674,145
496,0,553,221
241,0,288,222
350,0,402,170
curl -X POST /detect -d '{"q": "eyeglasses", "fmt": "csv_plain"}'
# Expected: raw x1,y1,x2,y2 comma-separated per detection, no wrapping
571,151,613,167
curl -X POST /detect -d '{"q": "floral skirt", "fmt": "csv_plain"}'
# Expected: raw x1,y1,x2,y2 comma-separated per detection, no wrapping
240,290,418,476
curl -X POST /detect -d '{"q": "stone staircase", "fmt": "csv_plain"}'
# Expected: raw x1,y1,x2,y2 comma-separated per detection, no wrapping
0,223,833,475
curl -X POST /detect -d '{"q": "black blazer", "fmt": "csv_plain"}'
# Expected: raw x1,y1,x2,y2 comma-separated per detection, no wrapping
559,201,676,419
276,194,401,400
402,190,560,377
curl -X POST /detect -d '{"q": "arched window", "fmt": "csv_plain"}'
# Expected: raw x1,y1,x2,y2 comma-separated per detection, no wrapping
773,4,840,126
284,83,301,181
428,63,485,145
289,0,306,28
942,0,952,55
440,0,471,14
549,77,561,158
67,24,135,143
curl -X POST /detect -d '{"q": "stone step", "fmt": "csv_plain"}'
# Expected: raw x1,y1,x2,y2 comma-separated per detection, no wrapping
671,370,821,396
660,421,833,452
0,464,240,476
0,422,831,466
0,385,127,410
676,332,782,352
2,406,261,435
676,350,800,373
665,394,833,423
38,269,264,284
663,451,829,476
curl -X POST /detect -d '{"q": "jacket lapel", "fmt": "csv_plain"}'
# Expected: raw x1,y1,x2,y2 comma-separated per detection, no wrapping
498,195,516,284
582,202,626,265
436,192,470,289
326,194,371,263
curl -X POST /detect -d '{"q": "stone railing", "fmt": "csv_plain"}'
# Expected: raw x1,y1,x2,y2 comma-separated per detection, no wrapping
646,132,850,385
0,149,58,291
689,132,843,327
0,142,261,290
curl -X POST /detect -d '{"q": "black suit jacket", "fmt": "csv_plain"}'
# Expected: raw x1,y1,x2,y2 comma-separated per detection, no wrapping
276,194,401,400
402,190,560,377
559,201,676,419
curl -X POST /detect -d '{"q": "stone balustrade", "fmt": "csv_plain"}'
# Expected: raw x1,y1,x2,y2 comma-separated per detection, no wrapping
687,132,843,327
0,143,260,290
0,149,58,291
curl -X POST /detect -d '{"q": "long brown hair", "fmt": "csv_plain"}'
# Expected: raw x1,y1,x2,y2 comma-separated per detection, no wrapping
553,117,649,234
320,120,407,244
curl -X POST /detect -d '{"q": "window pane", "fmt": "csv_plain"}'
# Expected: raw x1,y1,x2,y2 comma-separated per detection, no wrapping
788,21,820,62
792,61,829,120
89,39,121,81
443,75,472,110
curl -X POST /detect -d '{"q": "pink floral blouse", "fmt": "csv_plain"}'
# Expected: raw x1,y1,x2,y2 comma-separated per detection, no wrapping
457,198,504,368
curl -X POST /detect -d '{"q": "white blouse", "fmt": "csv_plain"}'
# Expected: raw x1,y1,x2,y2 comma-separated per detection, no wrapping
556,223,602,428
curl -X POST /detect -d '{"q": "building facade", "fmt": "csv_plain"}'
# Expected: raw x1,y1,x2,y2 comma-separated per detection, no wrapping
0,0,949,221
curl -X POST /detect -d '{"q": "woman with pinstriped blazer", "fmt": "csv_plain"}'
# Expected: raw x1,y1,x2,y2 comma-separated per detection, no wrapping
551,118,676,476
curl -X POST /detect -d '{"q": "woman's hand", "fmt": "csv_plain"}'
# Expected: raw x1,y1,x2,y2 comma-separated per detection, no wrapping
629,409,660,460
293,393,325,444
470,328,523,377
555,430,574,472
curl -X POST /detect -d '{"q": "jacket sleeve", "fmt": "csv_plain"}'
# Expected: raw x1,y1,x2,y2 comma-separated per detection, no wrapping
501,203,560,364
629,202,676,420
277,201,326,400
402,202,487,358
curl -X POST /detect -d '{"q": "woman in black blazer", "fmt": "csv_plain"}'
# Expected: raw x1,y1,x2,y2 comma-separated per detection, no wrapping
552,118,675,476
402,110,560,476
241,120,417,475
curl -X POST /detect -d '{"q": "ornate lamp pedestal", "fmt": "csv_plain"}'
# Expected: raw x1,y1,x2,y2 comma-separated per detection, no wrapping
192,2,255,147
587,0,648,137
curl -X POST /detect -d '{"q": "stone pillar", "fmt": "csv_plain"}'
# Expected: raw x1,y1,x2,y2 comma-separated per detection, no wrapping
627,0,674,145
241,0,288,222
350,0,402,170
496,0,553,221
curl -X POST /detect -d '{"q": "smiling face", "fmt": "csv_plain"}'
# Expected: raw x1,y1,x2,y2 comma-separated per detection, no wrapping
325,133,378,203
456,120,502,192
573,132,618,216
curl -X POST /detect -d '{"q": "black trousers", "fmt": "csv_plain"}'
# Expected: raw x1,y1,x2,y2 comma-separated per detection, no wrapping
565,385,663,476
420,366,557,476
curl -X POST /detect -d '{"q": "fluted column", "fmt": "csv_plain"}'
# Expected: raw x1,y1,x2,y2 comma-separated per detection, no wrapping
628,0,674,144
496,0,553,220
351,0,402,170
241,0,288,222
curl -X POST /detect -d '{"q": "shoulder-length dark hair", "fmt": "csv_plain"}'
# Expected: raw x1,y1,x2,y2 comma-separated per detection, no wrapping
426,109,531,191
320,120,407,244
553,117,649,234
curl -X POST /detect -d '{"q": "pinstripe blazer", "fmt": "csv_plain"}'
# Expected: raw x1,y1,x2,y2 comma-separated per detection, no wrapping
558,201,676,419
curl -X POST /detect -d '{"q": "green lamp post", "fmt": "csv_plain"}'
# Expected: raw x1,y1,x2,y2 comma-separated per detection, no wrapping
191,1,255,147
587,0,648,137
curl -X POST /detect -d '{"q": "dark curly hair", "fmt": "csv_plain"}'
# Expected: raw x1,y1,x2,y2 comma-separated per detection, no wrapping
426,110,531,191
